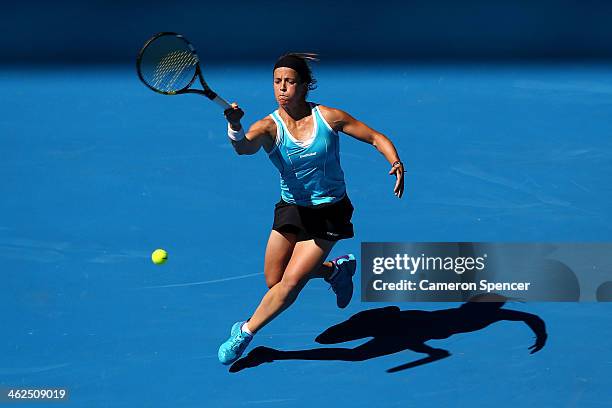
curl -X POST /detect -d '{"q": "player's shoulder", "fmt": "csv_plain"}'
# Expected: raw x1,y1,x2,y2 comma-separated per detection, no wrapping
260,115,276,126
315,104,340,114
315,104,349,119
250,115,277,135
313,104,348,131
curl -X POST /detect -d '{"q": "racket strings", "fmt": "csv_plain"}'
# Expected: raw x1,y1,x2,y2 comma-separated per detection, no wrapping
143,48,198,93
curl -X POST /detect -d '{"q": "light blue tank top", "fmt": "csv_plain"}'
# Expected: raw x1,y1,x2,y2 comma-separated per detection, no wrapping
268,103,346,206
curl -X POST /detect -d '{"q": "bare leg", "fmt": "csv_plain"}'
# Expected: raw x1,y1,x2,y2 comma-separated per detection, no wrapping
263,230,298,289
264,231,335,289
247,237,336,333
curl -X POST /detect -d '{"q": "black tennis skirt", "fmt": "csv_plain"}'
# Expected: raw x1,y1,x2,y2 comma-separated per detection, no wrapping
272,195,355,242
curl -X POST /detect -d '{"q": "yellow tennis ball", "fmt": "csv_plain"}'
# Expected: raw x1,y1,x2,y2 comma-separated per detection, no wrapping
151,249,168,265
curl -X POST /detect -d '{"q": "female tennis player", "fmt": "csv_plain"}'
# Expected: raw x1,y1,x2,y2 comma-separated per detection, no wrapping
218,53,405,365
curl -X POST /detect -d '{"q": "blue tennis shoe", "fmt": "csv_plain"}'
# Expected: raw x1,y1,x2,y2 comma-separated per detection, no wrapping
218,321,253,365
326,254,357,308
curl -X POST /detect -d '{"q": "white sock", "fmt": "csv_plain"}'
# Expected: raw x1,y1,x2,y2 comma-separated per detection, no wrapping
327,262,339,281
241,322,253,336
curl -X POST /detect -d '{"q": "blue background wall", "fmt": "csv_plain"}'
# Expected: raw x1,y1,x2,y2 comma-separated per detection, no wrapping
4,0,612,63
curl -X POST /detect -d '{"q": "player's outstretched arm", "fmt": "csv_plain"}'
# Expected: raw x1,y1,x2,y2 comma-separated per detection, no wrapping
224,104,274,155
319,106,405,198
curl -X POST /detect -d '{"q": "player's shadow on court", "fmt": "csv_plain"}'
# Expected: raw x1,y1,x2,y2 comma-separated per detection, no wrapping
230,295,547,373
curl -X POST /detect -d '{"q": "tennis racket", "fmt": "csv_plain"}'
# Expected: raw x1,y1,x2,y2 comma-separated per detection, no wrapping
136,32,231,109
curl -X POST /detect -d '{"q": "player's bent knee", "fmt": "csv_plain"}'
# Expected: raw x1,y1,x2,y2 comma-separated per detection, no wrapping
264,267,284,289
266,276,282,289
278,276,304,295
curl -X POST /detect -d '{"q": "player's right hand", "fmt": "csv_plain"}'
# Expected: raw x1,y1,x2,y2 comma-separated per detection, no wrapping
224,102,244,129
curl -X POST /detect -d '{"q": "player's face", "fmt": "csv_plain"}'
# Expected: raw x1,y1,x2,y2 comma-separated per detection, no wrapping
273,68,307,107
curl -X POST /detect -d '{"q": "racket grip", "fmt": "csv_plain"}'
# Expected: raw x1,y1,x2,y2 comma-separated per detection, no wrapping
201,88,232,109
213,95,232,110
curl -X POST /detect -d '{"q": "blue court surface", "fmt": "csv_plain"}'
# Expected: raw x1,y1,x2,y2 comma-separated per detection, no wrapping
2,64,611,407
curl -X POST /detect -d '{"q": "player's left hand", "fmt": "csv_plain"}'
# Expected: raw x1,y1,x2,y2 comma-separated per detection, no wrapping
388,161,405,198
